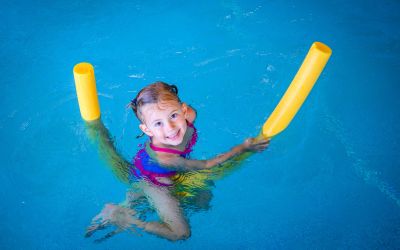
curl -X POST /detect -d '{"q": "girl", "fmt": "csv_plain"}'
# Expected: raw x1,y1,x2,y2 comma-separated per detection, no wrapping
85,82,269,241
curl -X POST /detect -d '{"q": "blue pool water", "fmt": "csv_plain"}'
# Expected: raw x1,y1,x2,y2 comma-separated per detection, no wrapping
1,0,399,249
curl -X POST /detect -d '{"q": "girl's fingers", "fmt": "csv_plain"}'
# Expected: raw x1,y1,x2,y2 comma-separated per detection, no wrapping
253,140,269,151
255,141,269,147
247,137,270,151
256,138,270,144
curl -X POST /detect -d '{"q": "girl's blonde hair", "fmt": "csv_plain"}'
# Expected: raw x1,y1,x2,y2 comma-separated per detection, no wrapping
129,81,181,122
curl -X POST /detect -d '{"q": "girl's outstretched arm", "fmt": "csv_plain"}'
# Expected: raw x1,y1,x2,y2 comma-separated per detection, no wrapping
158,137,270,171
85,119,131,184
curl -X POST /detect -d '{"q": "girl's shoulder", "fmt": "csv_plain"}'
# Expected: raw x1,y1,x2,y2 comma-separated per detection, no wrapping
182,121,197,150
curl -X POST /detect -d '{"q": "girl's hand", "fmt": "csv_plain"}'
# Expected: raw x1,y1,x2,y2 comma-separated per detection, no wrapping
243,137,270,152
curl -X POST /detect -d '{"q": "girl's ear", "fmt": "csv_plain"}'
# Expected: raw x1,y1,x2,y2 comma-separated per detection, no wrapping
139,123,153,137
181,102,196,123
181,103,188,119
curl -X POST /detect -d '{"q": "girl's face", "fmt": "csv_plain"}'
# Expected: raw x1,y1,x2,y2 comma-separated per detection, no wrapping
139,101,188,146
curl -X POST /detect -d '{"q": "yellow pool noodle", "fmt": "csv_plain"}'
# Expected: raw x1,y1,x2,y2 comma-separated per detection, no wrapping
261,42,332,138
73,62,101,121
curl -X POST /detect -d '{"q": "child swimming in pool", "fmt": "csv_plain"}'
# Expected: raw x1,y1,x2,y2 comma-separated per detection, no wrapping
85,81,269,241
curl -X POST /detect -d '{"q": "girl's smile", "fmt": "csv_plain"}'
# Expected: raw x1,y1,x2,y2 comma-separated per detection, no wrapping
166,129,181,141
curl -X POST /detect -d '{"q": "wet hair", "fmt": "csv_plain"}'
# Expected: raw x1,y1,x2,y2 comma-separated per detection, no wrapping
128,81,181,123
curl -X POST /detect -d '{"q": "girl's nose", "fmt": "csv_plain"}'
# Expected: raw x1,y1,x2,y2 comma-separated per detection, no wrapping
166,121,176,131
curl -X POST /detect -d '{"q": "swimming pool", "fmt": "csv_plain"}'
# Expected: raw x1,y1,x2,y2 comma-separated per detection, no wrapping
1,0,399,248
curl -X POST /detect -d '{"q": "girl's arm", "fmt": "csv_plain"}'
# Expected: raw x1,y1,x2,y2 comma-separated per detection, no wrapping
85,120,130,184
158,137,269,171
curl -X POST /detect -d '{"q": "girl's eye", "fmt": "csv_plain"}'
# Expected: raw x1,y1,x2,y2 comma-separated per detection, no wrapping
154,121,162,127
171,113,178,119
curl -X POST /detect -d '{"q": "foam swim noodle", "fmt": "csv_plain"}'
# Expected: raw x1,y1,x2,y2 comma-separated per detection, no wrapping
262,42,332,138
73,62,101,121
